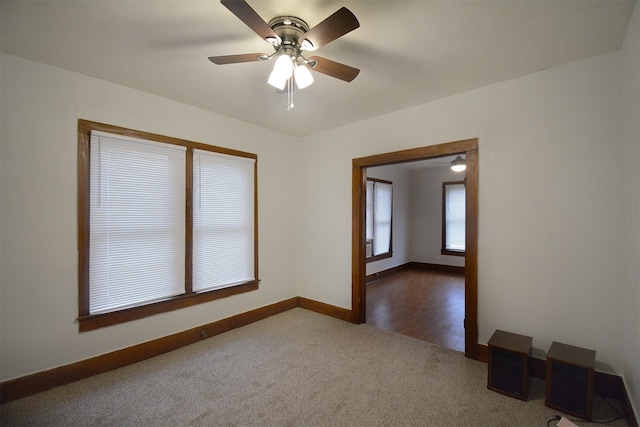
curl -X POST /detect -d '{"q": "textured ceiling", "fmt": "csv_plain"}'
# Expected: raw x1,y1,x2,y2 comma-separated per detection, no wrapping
1,0,636,136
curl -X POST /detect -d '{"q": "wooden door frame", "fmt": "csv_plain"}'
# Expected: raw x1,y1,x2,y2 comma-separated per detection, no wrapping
351,138,479,360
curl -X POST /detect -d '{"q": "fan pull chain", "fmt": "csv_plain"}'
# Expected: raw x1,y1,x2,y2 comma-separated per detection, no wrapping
287,77,294,110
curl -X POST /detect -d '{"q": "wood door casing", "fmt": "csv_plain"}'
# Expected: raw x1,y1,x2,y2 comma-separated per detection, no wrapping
352,138,479,360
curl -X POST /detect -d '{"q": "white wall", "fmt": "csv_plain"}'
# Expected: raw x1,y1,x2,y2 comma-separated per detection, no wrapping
409,166,466,268
0,54,299,381
299,52,627,375
365,165,410,275
621,2,640,417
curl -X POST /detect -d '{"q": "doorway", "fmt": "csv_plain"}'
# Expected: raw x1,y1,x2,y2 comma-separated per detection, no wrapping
351,139,479,360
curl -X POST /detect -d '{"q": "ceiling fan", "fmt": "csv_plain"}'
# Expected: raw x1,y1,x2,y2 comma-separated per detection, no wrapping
428,155,466,171
208,0,360,102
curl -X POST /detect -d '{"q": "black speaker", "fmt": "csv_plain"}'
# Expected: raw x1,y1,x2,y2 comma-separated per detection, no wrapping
548,361,589,416
545,341,595,420
487,330,532,401
490,347,524,396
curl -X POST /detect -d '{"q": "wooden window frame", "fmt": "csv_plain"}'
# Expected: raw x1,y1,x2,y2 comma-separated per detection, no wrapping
77,120,259,332
365,177,393,263
441,180,465,257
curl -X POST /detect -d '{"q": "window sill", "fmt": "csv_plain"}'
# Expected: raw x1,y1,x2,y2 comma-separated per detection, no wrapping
78,280,259,332
366,252,392,263
441,249,465,257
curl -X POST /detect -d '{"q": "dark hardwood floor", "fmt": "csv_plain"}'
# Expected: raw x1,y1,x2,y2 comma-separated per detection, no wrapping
366,268,465,353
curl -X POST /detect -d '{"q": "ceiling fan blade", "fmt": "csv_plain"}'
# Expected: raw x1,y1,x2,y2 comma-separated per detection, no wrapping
299,7,359,51
208,53,267,64
220,0,281,45
308,56,360,82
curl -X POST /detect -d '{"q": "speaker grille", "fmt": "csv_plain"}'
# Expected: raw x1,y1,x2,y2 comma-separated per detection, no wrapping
490,347,523,395
549,361,588,415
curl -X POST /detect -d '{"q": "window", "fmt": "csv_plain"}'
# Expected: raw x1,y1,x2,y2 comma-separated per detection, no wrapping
88,132,186,315
365,178,392,262
442,181,465,256
78,120,258,331
192,150,255,292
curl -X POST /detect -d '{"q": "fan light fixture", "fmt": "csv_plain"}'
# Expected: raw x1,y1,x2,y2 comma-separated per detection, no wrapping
451,156,466,172
267,54,293,90
294,63,314,89
267,54,314,91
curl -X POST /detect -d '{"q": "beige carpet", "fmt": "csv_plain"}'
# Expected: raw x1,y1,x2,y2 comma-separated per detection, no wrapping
0,308,629,426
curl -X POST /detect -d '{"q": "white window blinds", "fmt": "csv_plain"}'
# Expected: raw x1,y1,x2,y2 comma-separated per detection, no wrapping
89,132,186,314
366,180,393,256
192,150,256,292
373,182,392,256
445,183,466,251
366,180,374,241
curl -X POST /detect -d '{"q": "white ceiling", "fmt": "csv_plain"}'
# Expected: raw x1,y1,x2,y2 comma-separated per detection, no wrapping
369,154,463,172
1,0,635,137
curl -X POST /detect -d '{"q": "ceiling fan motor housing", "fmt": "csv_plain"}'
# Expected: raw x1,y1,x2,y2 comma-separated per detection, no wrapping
268,16,309,49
